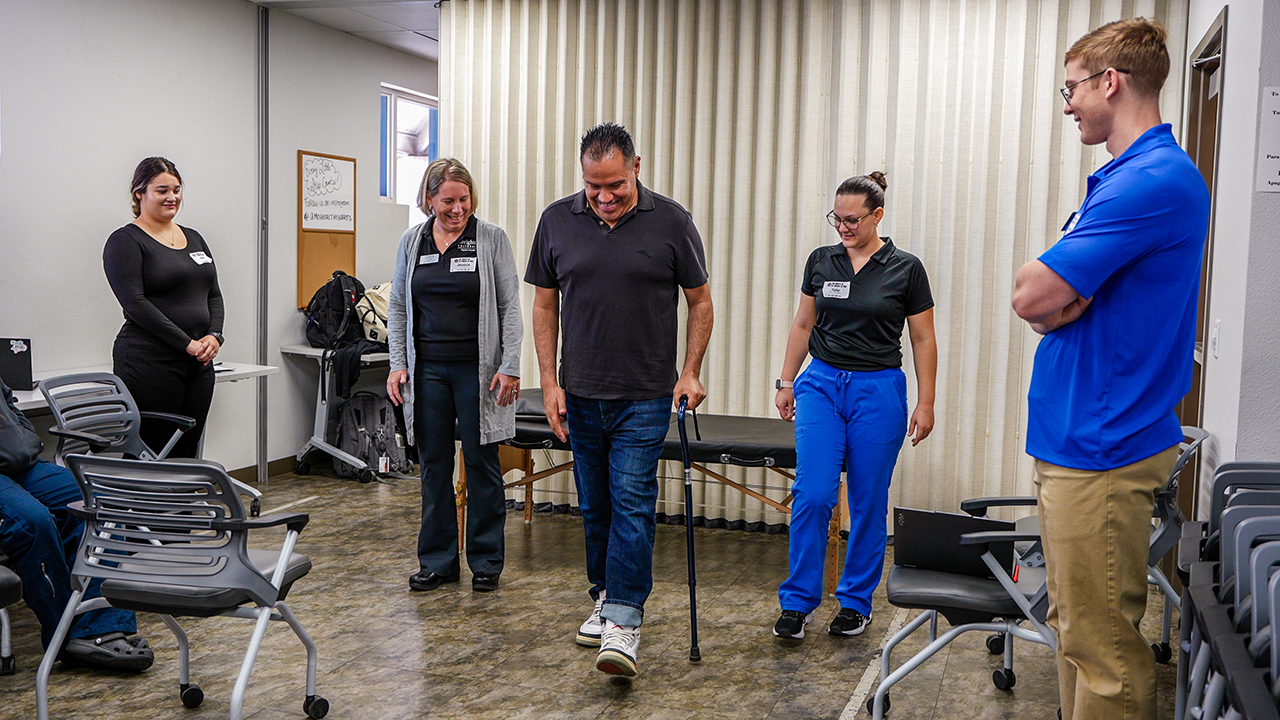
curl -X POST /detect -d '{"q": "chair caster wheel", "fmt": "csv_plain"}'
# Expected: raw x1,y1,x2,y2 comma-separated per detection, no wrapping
180,683,204,708
250,498,262,517
304,694,330,718
866,694,889,715
296,460,311,475
358,468,376,484
1151,641,1172,664
993,668,1016,690
986,632,1005,655
0,654,15,675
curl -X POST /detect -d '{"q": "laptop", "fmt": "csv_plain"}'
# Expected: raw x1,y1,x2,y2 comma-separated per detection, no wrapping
892,506,1016,579
0,338,33,391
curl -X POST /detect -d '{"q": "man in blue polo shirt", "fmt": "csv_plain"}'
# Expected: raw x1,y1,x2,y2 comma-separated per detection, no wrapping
526,123,713,678
1012,18,1208,720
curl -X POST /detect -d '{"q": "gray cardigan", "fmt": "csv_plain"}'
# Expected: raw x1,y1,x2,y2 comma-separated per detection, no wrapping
388,218,523,445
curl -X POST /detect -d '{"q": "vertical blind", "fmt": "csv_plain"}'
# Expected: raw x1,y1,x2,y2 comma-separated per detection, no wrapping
440,0,1188,524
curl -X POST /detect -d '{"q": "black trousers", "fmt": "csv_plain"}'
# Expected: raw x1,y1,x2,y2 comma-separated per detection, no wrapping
413,358,505,576
113,335,214,459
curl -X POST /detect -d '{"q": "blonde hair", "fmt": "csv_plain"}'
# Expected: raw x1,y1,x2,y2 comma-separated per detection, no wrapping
1065,18,1170,98
417,158,478,217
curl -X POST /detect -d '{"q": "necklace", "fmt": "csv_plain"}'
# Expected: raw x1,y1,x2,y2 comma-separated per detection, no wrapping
139,219,179,247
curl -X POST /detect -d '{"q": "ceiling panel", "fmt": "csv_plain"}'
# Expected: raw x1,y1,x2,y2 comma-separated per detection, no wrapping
251,0,440,61
351,1,439,33
287,6,404,33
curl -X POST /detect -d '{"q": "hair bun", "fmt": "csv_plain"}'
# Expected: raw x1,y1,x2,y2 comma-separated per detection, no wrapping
867,171,888,190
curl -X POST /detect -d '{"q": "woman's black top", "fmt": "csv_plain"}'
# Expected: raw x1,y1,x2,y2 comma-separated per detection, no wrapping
801,238,934,372
412,216,480,362
103,224,224,352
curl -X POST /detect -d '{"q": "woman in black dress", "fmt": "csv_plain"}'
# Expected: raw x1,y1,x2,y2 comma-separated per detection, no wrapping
103,157,224,458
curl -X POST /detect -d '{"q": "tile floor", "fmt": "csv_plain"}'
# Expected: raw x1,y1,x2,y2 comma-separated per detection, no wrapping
0,469,1179,718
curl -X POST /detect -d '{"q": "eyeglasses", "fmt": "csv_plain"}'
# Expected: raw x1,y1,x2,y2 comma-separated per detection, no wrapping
1060,68,1130,104
826,210,873,230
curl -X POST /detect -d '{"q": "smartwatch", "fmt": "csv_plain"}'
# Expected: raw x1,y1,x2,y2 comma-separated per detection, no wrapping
211,332,225,347
775,379,793,390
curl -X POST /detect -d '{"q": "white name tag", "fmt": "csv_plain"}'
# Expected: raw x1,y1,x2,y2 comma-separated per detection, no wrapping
189,252,212,265
450,257,477,273
1062,211,1080,234
822,281,850,299
419,254,440,265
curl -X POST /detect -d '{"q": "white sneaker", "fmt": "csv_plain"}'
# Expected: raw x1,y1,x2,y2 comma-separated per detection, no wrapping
575,591,606,647
596,621,640,677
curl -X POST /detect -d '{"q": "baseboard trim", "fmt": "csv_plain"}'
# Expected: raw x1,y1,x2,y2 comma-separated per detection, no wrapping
228,456,298,483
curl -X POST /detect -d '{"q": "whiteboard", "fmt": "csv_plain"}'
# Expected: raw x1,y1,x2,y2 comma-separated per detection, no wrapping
300,152,356,232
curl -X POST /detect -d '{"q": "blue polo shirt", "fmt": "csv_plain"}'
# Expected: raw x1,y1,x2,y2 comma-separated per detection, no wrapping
1027,124,1208,471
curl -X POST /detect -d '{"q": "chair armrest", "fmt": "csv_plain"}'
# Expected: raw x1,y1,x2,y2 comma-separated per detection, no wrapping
138,411,197,430
959,530,1042,547
212,511,309,535
49,428,114,453
959,496,1037,517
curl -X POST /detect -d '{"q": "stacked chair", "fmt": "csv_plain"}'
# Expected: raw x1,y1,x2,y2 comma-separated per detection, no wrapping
38,372,263,515
35,454,328,720
1176,461,1280,720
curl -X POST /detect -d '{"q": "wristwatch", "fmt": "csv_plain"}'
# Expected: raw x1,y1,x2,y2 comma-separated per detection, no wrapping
211,332,225,347
775,379,793,390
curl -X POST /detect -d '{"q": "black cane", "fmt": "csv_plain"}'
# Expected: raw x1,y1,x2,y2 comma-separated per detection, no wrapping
678,395,702,662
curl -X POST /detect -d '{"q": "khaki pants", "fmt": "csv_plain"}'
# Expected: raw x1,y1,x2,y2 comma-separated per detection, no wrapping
1034,447,1177,720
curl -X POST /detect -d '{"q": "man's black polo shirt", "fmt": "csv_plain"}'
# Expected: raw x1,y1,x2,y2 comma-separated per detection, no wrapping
525,183,708,399
801,238,933,372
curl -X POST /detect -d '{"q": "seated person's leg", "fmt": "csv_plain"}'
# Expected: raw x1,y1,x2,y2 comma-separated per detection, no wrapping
8,460,152,671
0,471,76,649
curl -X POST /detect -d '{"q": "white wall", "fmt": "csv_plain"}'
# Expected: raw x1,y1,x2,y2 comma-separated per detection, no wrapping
0,0,436,470
1185,0,1280,514
262,9,436,467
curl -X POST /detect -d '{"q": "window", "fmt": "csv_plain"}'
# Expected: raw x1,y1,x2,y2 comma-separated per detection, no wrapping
380,84,439,227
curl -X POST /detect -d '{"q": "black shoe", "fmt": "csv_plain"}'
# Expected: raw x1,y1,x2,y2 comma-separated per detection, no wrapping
828,608,871,636
472,572,500,592
61,632,154,673
772,609,814,639
408,570,459,592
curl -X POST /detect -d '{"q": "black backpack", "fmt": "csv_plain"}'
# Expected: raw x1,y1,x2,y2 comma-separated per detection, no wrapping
305,270,366,351
330,391,411,482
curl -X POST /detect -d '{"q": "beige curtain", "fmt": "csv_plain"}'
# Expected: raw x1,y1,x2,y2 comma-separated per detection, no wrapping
441,0,1188,525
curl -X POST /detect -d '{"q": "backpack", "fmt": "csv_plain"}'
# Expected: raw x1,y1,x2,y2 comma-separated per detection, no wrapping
305,270,366,351
355,282,392,343
330,391,411,481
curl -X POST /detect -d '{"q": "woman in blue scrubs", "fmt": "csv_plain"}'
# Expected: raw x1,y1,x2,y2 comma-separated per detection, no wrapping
771,172,937,639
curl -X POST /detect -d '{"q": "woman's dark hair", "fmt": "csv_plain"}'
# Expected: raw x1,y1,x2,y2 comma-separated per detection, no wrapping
130,157,182,218
835,171,888,211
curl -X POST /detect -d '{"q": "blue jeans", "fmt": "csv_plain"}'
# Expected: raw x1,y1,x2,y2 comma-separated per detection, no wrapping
0,460,136,648
779,359,907,616
565,394,671,628
414,360,505,576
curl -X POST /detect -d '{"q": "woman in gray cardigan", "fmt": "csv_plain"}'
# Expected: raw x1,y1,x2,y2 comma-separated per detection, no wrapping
387,158,523,594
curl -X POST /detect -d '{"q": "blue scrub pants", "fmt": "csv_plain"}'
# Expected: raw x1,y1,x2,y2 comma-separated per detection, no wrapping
778,359,907,616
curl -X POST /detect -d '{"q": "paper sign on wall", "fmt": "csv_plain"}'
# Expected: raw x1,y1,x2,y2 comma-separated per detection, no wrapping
301,153,356,231
1257,87,1280,193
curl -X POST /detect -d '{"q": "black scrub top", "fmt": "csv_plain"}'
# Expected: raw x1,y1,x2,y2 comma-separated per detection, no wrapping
411,216,480,362
801,238,933,372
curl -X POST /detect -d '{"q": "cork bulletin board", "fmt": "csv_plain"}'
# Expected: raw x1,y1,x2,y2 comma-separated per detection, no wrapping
297,151,356,307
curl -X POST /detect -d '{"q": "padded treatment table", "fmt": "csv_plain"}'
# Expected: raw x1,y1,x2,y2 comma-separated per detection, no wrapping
493,390,849,593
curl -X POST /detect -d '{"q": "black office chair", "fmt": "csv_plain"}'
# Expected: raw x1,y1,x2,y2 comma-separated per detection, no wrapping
39,372,262,515
867,508,1054,718
0,565,19,675
965,425,1208,664
34,455,328,720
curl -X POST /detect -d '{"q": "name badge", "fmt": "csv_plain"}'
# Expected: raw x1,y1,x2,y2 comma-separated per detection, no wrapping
450,257,477,273
419,254,440,265
1062,211,1080,234
189,251,213,265
822,281,850,299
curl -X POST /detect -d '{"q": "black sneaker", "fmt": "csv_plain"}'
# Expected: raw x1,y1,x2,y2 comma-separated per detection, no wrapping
828,608,871,636
772,609,814,639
